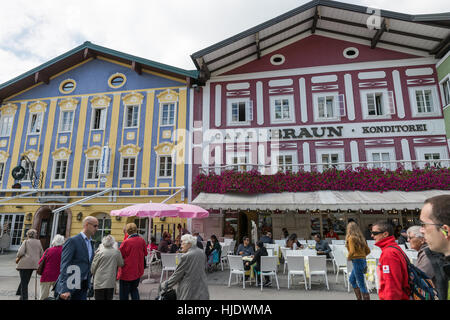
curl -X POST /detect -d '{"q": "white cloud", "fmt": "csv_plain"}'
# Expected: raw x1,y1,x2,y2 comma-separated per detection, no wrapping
0,0,448,84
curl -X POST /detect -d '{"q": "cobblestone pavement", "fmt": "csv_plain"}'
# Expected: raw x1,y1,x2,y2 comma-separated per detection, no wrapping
0,252,378,300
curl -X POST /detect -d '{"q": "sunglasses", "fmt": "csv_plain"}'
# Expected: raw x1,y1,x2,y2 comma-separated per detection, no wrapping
371,231,384,235
89,223,99,228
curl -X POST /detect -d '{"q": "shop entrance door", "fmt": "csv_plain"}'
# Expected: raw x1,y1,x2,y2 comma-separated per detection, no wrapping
0,214,25,251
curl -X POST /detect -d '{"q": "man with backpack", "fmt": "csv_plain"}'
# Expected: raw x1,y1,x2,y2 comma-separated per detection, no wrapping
372,220,410,300
420,195,450,300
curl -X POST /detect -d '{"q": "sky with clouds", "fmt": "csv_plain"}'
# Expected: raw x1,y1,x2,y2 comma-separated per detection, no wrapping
0,0,448,84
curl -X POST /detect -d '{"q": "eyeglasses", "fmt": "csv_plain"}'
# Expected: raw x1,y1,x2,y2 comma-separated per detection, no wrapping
419,221,442,228
371,231,384,235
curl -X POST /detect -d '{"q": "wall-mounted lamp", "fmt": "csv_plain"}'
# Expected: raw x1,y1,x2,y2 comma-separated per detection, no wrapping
77,212,83,221
115,216,122,221
26,213,32,221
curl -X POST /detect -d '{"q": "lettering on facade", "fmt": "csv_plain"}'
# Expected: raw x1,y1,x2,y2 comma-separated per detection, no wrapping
361,124,427,134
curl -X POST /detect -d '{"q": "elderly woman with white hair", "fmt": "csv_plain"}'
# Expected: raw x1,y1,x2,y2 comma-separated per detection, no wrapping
161,234,209,300
91,235,124,300
407,226,436,282
15,229,43,300
37,234,65,300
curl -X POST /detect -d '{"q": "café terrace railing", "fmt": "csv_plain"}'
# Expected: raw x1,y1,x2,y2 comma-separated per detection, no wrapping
199,159,450,175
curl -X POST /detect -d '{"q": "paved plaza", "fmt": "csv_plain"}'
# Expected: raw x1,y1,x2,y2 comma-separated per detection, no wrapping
0,252,378,300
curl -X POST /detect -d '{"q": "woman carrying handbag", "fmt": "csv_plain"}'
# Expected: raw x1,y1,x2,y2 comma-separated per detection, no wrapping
37,235,64,300
16,229,43,300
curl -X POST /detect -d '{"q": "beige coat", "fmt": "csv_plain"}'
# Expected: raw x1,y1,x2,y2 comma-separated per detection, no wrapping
91,246,124,289
16,239,43,270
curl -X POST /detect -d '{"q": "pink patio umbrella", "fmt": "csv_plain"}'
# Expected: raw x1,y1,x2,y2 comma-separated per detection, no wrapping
110,202,180,218
172,203,210,219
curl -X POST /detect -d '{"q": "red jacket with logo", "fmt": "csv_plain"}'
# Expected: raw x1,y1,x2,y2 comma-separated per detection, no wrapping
119,234,147,281
376,235,410,300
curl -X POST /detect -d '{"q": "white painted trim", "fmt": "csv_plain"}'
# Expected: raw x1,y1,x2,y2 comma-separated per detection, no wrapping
438,73,450,108
344,74,355,121
302,142,310,172
360,88,392,120
159,101,177,127
312,91,340,122
90,107,107,131
52,159,68,182
156,154,174,179
226,97,251,126
436,50,450,68
299,78,308,123
311,75,338,84
119,156,137,180
0,115,14,137
408,85,441,118
365,147,396,170
214,145,222,174
350,141,359,170
256,81,264,125
226,83,250,90
358,71,386,80
268,78,293,87
415,146,450,169
215,84,222,127
209,57,437,83
202,82,210,169
58,109,75,134
84,158,100,182
269,95,296,124
188,88,194,203
392,70,405,119
401,139,412,170
258,144,266,174
405,67,434,77
315,148,345,172
123,104,140,129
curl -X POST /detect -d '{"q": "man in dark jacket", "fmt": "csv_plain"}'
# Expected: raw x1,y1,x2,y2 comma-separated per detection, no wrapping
420,195,450,300
314,234,331,258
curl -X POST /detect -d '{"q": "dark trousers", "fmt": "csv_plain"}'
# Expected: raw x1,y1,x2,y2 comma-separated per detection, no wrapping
119,279,140,300
16,269,34,300
94,288,114,300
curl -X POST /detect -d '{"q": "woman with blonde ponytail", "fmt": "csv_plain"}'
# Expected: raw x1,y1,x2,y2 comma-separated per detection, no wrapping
345,222,371,300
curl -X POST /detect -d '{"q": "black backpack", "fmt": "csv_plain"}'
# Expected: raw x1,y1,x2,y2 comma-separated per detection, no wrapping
389,246,439,300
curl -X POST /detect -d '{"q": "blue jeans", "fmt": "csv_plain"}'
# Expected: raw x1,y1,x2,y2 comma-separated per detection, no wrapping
119,279,140,300
349,259,368,294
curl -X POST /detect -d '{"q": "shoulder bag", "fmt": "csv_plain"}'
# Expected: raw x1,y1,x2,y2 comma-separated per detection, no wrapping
37,249,49,275
15,240,27,264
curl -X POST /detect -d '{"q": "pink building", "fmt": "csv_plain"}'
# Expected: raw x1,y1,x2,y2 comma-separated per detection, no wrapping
188,1,450,242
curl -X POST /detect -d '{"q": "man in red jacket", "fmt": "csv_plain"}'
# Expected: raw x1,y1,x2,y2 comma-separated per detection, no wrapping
372,220,410,300
119,223,147,300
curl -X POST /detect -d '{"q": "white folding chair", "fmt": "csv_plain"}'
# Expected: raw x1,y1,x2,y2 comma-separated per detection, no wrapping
266,248,274,256
224,238,233,244
228,240,236,255
299,240,307,246
258,256,280,291
308,256,329,290
306,240,316,247
332,240,345,245
227,255,247,289
275,240,286,246
298,249,317,256
286,256,307,290
160,253,177,282
344,260,371,292
220,245,230,271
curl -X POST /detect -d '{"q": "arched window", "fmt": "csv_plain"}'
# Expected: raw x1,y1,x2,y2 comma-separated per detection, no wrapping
93,213,111,249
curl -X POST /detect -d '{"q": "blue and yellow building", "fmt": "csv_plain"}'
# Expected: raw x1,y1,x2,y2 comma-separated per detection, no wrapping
0,42,197,250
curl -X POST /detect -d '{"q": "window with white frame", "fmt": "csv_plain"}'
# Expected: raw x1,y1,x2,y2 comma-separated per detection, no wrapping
227,98,252,125
270,96,295,123
227,153,250,172
273,151,298,173
316,149,344,171
366,148,396,170
160,103,175,126
0,115,13,137
86,159,100,180
125,105,139,128
92,107,107,130
53,160,68,180
59,110,74,132
361,89,392,119
158,155,173,177
441,77,450,106
0,162,4,182
92,213,111,248
415,146,449,169
28,113,43,134
313,93,339,121
121,157,136,178
409,86,440,117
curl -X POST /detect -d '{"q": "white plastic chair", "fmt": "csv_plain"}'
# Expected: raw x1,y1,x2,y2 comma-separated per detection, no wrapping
299,240,307,246
258,256,280,291
227,255,247,289
333,248,348,283
344,260,370,292
220,245,230,271
224,238,233,245
160,253,177,282
306,240,316,246
399,244,407,252
281,247,291,273
298,249,317,256
368,247,381,259
287,256,307,290
275,240,286,246
266,248,274,256
332,240,345,245
308,256,329,290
